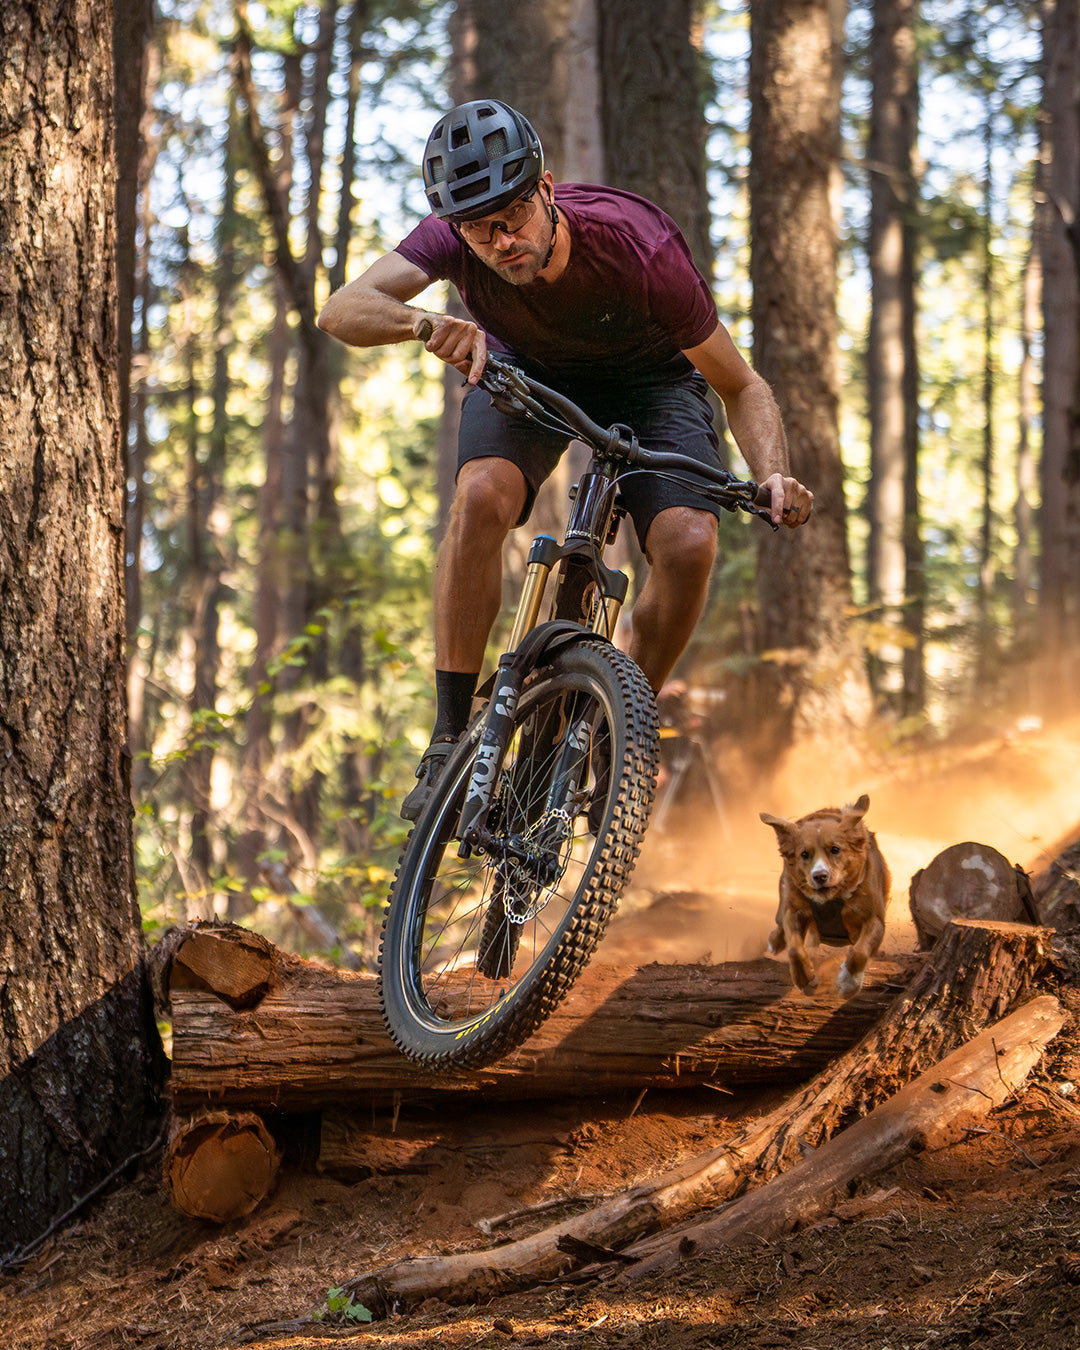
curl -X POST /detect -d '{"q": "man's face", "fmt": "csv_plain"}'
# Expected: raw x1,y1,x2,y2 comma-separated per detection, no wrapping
454,177,555,286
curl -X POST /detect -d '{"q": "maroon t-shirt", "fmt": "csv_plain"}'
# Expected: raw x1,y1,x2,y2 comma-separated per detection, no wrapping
395,183,718,394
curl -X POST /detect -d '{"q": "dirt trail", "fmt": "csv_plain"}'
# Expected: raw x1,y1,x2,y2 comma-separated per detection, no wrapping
2,716,1080,1350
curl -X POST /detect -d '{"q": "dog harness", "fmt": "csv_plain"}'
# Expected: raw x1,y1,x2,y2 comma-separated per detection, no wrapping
808,894,851,946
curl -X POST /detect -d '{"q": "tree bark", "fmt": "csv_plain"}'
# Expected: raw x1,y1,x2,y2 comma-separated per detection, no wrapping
334,919,1051,1315
0,0,163,1256
112,0,153,470
165,926,917,1112
749,0,872,754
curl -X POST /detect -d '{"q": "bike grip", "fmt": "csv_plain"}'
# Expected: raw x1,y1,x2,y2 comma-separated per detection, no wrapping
754,481,774,510
416,317,434,343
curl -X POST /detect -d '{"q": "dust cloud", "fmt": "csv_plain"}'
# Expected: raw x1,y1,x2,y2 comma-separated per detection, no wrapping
602,711,1080,968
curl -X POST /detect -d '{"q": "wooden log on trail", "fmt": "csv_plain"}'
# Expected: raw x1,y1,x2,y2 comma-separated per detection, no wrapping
164,924,918,1112
614,994,1066,1278
907,841,1036,948
336,919,1055,1316
163,1110,281,1223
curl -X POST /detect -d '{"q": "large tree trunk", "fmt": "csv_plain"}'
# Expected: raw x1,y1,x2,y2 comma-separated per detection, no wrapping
112,0,153,473
450,0,602,598
0,0,163,1257
597,0,712,279
867,0,920,713
749,0,872,755
1038,0,1080,709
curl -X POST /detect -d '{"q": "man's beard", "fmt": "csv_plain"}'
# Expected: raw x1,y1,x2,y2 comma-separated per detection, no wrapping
479,217,555,287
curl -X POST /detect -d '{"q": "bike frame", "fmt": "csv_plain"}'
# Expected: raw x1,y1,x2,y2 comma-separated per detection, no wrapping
452,354,773,859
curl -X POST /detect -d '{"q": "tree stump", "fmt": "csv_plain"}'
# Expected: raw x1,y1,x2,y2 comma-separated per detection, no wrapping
908,842,1036,948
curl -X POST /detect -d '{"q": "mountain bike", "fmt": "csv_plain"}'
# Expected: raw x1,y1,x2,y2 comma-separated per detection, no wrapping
378,344,775,1070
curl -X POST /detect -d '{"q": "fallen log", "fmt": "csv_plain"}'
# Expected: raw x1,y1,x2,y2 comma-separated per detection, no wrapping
165,925,918,1111
617,993,1065,1279
336,918,1053,1315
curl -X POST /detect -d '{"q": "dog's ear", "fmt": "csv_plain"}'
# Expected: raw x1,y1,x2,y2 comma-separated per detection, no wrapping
760,811,795,848
843,793,870,824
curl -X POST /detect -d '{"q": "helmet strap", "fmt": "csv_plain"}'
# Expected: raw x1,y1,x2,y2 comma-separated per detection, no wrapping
539,190,559,271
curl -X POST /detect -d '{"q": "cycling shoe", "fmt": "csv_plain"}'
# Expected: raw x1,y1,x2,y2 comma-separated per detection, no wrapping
401,736,457,821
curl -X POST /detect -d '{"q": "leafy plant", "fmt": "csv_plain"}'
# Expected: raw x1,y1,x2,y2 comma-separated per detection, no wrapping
314,1286,373,1324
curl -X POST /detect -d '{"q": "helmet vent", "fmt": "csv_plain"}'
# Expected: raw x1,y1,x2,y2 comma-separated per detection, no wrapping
448,158,483,185
483,129,509,160
452,178,490,203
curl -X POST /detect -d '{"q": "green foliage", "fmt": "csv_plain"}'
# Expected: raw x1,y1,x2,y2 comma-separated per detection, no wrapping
314,1287,373,1324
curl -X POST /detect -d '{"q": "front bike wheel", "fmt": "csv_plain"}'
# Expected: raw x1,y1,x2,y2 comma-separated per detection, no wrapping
378,638,659,1069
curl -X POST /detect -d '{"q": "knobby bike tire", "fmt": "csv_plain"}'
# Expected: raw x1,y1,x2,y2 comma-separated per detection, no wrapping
378,638,659,1069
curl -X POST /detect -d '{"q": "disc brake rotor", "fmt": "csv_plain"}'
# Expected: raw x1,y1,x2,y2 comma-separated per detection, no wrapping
500,809,573,923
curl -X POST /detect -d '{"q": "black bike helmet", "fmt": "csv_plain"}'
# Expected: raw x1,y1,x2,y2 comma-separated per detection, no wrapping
422,99,543,221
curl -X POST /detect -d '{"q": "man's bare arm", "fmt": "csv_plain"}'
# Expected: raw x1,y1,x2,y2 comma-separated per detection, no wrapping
684,323,813,528
318,252,488,383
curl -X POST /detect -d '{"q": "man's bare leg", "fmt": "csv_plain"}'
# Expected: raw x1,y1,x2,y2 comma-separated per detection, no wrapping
627,506,718,692
434,456,528,671
402,457,528,819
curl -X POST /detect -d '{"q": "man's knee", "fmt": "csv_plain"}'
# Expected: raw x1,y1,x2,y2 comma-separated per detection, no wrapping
451,458,528,537
645,508,717,581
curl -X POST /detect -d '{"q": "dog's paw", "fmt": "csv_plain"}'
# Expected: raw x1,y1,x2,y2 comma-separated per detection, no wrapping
791,964,819,995
835,965,863,998
766,927,786,955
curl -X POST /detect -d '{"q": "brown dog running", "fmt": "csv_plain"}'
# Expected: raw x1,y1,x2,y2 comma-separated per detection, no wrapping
760,793,891,998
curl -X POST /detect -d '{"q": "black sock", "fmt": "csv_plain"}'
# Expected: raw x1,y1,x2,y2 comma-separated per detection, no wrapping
432,670,479,741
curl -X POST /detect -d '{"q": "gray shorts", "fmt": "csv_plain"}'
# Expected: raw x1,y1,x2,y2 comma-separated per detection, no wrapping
457,371,727,551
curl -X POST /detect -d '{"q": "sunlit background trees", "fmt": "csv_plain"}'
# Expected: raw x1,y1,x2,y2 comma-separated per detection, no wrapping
125,0,1080,959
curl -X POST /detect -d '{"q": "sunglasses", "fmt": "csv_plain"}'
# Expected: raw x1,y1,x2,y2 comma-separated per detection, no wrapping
455,186,542,245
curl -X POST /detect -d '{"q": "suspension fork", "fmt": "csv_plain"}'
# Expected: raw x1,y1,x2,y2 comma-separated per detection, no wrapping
454,468,631,856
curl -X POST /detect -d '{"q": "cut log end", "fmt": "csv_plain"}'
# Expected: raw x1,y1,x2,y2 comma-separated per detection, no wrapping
165,1111,280,1223
169,925,276,1009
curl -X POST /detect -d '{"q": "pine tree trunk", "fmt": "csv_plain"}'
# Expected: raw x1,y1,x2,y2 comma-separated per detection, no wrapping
867,0,920,713
597,0,712,279
748,0,871,753
1038,0,1080,707
0,0,163,1257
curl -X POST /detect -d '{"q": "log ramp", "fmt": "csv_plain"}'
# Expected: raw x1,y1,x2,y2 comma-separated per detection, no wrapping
158,919,1063,1314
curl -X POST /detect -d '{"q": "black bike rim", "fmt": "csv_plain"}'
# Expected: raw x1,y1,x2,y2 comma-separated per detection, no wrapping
392,670,617,1038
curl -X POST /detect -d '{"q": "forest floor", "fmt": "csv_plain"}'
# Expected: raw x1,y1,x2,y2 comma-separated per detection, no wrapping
4,711,1080,1350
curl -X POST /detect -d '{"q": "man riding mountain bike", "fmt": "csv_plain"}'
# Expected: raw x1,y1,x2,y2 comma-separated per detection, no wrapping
317,98,813,820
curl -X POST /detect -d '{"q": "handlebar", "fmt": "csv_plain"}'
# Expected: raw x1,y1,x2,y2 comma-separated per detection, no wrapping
476,352,775,521
413,322,775,522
